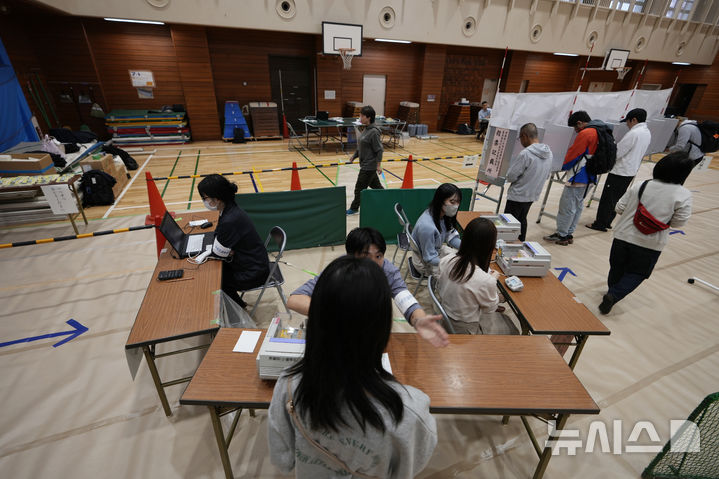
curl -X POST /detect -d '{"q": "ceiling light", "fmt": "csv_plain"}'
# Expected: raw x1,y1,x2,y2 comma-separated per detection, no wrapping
104,18,165,25
672,62,691,66
554,52,579,57
374,38,411,44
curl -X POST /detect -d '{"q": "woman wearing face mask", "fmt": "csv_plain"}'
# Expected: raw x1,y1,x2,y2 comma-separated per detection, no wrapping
410,183,462,276
197,174,269,308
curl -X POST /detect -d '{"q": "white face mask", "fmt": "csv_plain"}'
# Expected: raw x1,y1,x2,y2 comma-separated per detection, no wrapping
203,199,218,211
443,203,459,217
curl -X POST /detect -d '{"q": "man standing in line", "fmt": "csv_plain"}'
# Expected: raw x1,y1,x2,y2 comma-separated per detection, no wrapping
544,111,602,246
587,108,652,232
503,123,553,241
669,119,705,166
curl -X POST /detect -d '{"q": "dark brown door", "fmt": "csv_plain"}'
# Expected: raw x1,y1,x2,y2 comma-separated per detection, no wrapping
269,56,313,133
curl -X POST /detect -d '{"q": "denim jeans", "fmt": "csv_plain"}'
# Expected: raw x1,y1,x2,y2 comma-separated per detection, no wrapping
557,185,586,237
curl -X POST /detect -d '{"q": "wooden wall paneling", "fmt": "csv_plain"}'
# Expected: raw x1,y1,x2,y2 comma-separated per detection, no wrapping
208,28,317,126
171,25,221,141
439,47,504,130
419,44,446,132
83,19,185,112
316,40,423,118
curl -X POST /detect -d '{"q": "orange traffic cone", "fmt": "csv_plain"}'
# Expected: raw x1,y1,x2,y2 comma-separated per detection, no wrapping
290,162,302,191
401,155,414,189
144,171,171,258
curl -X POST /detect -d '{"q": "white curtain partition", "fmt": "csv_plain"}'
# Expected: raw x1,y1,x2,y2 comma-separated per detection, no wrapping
490,88,672,130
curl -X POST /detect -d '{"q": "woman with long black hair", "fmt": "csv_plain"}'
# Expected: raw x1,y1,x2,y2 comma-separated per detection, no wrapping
437,217,516,334
268,256,437,478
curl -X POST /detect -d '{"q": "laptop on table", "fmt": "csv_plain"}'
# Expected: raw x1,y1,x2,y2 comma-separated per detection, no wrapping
159,211,214,258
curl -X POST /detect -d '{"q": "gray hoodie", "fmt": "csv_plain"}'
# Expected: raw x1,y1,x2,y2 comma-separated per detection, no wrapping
505,142,553,202
268,373,437,478
351,123,384,171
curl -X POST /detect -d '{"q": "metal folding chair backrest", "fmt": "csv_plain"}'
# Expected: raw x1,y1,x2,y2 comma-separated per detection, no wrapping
242,226,289,318
427,275,456,334
394,202,411,230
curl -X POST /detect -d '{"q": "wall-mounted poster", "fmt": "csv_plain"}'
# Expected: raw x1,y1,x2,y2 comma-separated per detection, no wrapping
129,70,155,88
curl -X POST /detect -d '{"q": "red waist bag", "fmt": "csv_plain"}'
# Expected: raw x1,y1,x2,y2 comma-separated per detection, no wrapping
633,180,670,235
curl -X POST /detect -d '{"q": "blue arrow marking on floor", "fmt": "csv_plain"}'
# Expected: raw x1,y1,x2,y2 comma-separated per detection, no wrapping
669,229,685,235
0,319,88,349
554,267,577,282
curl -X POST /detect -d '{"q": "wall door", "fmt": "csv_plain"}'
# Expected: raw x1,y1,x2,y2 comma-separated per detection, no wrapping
363,74,386,116
269,56,313,132
482,78,499,104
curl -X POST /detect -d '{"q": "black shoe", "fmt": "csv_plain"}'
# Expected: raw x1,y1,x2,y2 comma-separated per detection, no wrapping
599,293,616,315
586,223,608,232
556,235,571,246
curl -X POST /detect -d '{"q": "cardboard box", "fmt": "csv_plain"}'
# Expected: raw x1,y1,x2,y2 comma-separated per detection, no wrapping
109,163,128,199
0,154,54,177
79,154,113,173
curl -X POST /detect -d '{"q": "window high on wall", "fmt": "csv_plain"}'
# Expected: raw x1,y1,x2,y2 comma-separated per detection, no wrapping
666,0,694,20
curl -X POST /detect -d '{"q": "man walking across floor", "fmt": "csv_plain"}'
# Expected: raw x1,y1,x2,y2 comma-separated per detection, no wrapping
346,105,383,215
668,119,705,166
587,108,651,232
503,123,553,241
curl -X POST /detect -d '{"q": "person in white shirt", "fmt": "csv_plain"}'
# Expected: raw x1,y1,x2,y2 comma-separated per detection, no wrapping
475,101,492,140
437,217,516,334
599,151,693,314
587,108,652,232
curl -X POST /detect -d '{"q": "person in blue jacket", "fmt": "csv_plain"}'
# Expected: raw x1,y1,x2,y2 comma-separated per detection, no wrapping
410,183,462,275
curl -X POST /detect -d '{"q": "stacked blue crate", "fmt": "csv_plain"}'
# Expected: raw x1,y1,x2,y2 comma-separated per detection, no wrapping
222,101,251,140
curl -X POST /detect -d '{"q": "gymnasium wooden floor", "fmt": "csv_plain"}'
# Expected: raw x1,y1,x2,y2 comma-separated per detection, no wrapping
88,133,484,220
1,133,718,479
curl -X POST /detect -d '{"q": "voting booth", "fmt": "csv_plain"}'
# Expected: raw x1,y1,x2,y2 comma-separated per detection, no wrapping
471,88,675,219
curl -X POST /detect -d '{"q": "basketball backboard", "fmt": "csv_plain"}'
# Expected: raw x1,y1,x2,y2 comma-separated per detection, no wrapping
322,21,362,56
603,48,630,71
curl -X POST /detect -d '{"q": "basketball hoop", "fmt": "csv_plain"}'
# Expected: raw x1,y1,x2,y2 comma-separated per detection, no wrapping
338,48,355,70
614,66,632,81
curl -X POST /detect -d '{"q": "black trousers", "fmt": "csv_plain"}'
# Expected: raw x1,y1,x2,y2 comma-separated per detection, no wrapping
223,263,270,308
476,119,489,139
504,200,533,241
592,173,634,229
607,239,661,302
349,169,383,210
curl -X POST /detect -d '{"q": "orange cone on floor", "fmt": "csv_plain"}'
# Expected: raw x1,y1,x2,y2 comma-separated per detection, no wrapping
144,171,171,258
401,155,414,189
290,162,302,190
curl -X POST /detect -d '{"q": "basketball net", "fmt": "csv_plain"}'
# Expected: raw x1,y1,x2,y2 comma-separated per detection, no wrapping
338,48,355,70
615,66,632,81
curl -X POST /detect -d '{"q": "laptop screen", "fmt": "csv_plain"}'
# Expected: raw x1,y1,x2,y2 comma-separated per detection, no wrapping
158,211,186,253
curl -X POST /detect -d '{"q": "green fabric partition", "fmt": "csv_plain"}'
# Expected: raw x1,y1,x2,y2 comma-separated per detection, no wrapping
235,187,346,251
359,188,473,244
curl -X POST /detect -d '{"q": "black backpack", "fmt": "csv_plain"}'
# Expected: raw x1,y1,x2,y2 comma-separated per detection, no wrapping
685,121,719,153
81,170,116,207
584,124,617,179
232,127,246,143
457,123,474,135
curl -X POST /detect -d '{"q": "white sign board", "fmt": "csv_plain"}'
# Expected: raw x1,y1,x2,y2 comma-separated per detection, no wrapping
129,70,155,88
41,185,79,215
695,156,712,172
486,128,510,178
463,154,478,168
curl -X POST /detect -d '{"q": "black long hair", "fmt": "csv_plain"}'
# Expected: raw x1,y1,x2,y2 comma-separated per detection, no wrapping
197,174,238,205
448,217,497,283
287,256,403,433
653,151,694,185
429,183,462,232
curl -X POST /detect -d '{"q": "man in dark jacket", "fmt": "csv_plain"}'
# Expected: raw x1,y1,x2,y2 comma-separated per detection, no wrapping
346,105,383,215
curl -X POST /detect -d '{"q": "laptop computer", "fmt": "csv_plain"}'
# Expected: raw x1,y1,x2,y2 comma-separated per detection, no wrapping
316,110,329,121
159,211,214,258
